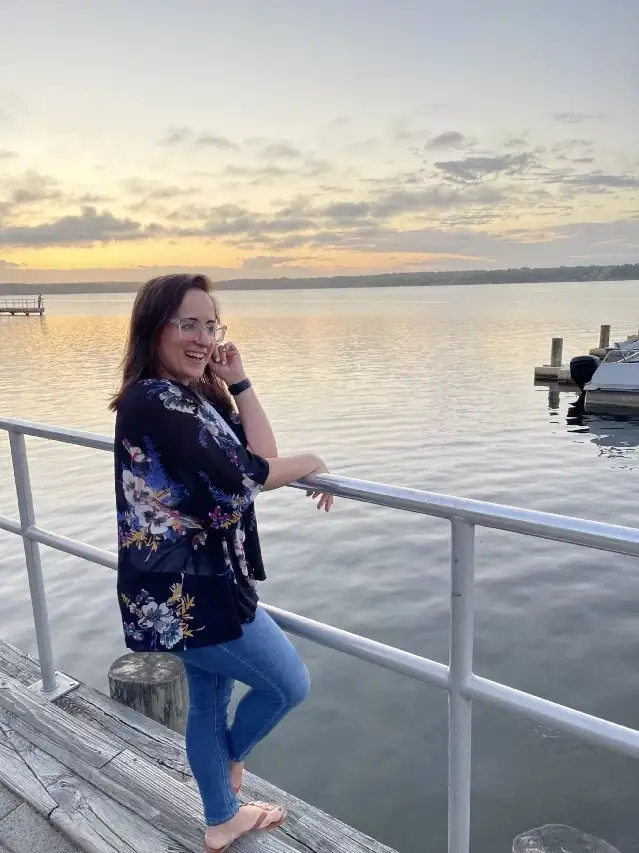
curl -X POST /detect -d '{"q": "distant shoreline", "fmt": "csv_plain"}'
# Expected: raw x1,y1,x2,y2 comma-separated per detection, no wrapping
1,262,637,296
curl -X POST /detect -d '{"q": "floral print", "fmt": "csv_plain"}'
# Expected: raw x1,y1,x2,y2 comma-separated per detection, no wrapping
115,379,270,651
118,438,204,558
120,580,201,650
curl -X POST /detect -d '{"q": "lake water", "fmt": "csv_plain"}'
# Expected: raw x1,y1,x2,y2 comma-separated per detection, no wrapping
1,281,639,853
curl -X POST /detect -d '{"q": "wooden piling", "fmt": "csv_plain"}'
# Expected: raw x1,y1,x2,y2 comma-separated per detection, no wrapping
534,337,570,382
108,652,187,734
513,824,621,853
550,337,563,367
599,325,611,349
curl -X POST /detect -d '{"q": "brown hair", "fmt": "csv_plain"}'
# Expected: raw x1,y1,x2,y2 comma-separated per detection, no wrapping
109,273,233,414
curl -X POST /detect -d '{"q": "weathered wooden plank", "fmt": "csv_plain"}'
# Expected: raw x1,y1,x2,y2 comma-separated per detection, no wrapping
0,640,399,853
32,758,191,853
0,714,192,853
101,749,205,850
0,677,120,769
0,725,57,817
65,681,395,853
241,774,397,853
0,640,41,687
57,686,191,782
63,684,394,853
0,706,164,827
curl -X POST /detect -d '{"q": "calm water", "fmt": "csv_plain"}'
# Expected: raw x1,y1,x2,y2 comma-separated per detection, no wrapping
1,281,639,853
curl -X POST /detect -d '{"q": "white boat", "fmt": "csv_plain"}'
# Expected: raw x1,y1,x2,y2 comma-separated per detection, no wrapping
583,337,639,414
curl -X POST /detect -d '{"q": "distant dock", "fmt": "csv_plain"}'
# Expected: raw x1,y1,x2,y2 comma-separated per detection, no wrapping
0,297,45,316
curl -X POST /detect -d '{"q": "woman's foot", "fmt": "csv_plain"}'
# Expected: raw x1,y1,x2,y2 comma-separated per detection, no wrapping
229,760,244,795
204,802,287,852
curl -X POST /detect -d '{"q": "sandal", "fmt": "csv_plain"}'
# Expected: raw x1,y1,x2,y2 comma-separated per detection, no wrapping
204,801,287,853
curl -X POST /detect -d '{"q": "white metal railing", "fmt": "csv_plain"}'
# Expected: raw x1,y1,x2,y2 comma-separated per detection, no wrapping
1,416,639,853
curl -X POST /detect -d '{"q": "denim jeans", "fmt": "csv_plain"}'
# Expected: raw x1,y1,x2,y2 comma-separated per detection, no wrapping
172,607,311,826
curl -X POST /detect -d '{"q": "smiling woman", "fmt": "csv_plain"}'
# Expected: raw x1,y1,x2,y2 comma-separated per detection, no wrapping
109,272,334,852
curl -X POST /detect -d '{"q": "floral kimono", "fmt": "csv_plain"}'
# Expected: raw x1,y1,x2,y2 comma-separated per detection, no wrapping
114,378,270,652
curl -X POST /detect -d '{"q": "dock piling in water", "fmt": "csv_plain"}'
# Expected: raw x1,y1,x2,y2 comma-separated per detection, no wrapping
534,337,567,381
599,324,611,349
550,337,563,367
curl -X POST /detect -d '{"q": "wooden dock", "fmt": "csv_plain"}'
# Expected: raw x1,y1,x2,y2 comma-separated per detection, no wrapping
0,638,396,853
0,298,45,316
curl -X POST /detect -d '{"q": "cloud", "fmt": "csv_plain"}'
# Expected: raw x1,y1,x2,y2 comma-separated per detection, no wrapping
157,126,193,146
157,128,240,152
264,217,639,268
553,111,603,124
434,152,535,183
562,171,639,190
220,155,331,186
556,155,596,165
0,206,160,247
322,201,371,219
0,259,23,270
540,166,639,191
2,171,62,206
122,177,195,200
241,255,296,272
503,137,528,149
425,131,467,150
194,133,241,152
260,142,303,159
0,150,17,160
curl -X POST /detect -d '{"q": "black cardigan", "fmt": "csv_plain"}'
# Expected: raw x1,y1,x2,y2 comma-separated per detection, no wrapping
114,378,270,651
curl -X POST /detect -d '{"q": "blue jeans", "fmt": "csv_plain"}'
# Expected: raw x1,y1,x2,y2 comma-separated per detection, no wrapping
172,607,310,826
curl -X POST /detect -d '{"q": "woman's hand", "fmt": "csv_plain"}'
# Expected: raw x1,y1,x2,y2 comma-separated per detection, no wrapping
209,342,247,386
306,457,334,513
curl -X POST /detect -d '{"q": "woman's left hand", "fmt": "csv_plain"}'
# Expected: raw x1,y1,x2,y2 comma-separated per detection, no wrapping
306,490,334,512
209,342,247,386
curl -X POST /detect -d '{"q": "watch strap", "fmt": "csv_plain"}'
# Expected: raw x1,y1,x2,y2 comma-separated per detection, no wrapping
228,377,252,396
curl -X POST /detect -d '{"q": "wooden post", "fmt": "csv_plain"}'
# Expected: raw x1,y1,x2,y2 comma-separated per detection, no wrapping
108,653,187,734
599,324,610,349
550,337,563,367
513,824,621,853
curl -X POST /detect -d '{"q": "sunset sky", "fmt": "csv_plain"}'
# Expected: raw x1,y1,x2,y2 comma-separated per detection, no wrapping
0,0,637,283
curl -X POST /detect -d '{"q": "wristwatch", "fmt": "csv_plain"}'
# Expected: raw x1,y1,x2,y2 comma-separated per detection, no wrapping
228,377,252,396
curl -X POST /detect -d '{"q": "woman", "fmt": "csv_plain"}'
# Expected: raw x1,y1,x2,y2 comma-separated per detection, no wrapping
110,273,333,853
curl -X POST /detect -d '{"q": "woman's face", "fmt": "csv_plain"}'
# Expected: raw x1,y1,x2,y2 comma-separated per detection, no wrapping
155,288,218,384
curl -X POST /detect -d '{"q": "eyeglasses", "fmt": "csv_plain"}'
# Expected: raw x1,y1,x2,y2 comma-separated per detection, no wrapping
169,318,227,344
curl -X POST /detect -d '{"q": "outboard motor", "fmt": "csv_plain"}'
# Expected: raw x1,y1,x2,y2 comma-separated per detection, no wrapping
570,354,600,391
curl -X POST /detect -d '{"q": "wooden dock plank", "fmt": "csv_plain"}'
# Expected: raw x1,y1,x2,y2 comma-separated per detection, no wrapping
0,678,120,769
0,640,398,853
64,686,396,852
0,726,58,818
58,687,191,782
0,713,190,853
0,640,41,686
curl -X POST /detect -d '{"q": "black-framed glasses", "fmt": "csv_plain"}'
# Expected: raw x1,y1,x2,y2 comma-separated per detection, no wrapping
169,318,227,344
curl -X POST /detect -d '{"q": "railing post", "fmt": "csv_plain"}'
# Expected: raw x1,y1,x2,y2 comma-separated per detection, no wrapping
8,430,58,694
448,517,475,853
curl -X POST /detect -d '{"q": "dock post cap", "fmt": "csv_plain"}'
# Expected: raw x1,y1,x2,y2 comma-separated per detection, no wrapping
108,651,187,733
513,824,622,853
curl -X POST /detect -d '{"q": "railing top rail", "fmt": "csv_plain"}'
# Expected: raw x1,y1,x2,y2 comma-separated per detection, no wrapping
2,416,639,557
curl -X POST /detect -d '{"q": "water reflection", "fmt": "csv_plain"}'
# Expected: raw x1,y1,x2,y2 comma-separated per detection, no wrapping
3,285,639,853
566,404,639,464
